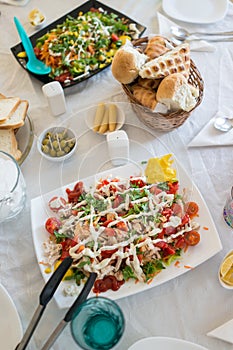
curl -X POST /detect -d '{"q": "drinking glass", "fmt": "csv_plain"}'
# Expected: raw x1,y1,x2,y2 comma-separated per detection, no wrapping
0,151,26,223
71,297,125,350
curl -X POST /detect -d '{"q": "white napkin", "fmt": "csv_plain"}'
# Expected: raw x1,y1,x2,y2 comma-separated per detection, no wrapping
207,318,233,344
188,111,233,148
157,12,215,52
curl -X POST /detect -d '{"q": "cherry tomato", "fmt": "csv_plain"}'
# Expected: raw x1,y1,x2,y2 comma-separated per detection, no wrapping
60,239,77,260
184,201,199,218
116,221,128,231
34,47,41,56
93,275,124,293
111,33,120,42
167,181,179,194
181,214,190,226
48,196,66,213
130,178,146,188
163,245,176,257
101,249,118,259
102,219,114,227
184,230,200,246
155,241,168,249
45,217,61,235
175,237,186,249
55,72,72,83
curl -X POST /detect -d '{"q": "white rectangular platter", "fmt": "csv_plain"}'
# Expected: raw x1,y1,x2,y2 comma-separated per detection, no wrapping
31,159,222,309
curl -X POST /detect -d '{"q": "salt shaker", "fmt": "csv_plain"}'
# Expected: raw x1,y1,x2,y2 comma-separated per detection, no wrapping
223,186,233,228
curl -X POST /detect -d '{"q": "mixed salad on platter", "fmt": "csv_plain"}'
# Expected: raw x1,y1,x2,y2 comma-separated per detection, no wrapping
43,155,201,295
32,7,140,83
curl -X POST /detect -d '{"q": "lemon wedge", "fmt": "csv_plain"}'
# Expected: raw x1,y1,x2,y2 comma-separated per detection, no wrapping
220,254,233,279
222,267,233,286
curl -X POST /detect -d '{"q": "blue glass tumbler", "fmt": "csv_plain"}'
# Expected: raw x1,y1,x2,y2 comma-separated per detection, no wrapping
71,297,125,350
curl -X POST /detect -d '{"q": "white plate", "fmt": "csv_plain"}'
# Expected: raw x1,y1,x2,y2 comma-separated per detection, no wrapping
162,0,228,24
0,284,22,349
31,158,222,309
128,337,208,350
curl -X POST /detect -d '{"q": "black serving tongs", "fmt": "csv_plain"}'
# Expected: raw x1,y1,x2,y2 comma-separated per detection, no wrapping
15,257,73,350
15,256,97,350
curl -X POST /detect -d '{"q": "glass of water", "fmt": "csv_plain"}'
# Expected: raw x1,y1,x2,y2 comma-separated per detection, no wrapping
223,186,233,228
0,151,26,223
71,297,125,350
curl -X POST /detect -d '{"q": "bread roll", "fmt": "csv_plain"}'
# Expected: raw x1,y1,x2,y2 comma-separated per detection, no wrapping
139,43,190,80
132,85,157,110
156,73,199,112
111,43,147,84
144,36,169,59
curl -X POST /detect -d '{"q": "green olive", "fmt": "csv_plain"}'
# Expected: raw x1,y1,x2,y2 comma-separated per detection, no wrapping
50,149,57,157
42,138,50,146
56,150,65,157
52,140,60,149
68,140,75,148
60,139,67,148
41,145,50,154
64,146,71,153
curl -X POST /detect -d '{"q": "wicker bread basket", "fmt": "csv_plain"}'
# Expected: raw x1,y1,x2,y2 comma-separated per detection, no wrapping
122,37,204,131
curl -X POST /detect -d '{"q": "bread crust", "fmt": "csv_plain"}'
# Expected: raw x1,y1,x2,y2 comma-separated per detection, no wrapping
156,73,187,101
0,100,28,129
111,45,147,84
156,73,199,112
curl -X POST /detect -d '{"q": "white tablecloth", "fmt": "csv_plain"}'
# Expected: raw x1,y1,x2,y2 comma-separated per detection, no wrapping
1,1,233,349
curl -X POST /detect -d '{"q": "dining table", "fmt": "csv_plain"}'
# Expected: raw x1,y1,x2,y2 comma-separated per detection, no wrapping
1,0,233,349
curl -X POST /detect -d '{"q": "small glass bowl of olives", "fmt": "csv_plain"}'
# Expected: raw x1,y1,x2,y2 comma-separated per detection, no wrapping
37,126,77,162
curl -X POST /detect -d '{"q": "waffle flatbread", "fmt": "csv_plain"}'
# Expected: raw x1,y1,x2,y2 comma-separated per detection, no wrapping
139,43,190,80
144,36,169,60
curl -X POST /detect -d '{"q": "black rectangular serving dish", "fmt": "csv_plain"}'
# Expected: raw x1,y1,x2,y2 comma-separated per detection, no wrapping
11,0,146,88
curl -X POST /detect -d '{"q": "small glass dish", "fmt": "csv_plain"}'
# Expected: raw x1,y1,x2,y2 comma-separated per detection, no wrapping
15,114,34,166
28,9,46,29
37,126,77,162
71,297,125,350
0,151,26,223
85,103,125,135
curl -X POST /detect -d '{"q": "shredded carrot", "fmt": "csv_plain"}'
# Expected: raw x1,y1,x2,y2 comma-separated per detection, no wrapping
203,226,209,230
39,261,49,266
147,278,153,285
184,265,193,269
175,261,180,267
184,244,189,253
78,245,85,253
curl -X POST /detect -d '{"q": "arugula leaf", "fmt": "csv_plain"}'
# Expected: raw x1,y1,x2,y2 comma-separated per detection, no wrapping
142,259,165,281
122,266,136,281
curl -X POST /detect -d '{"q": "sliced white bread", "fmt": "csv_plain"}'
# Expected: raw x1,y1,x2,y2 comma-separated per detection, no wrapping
0,97,21,123
0,100,28,129
0,129,22,161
